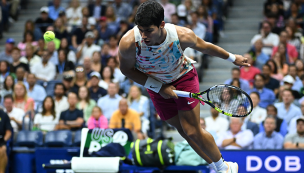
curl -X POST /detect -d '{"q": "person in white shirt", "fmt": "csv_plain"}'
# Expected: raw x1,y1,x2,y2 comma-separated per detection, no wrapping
97,82,122,120
288,99,304,134
216,117,254,150
66,0,83,27
31,50,56,82
205,103,229,136
53,83,69,116
76,31,101,65
246,92,267,124
250,21,279,56
34,96,59,132
190,11,206,40
3,95,25,133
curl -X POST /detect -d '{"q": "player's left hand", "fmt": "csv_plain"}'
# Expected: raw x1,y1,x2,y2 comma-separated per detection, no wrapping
233,54,251,67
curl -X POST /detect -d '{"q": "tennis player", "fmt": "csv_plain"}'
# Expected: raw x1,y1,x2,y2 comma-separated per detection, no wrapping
118,1,250,172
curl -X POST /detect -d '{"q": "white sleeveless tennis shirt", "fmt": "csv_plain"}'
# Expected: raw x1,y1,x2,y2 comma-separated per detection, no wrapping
134,23,195,84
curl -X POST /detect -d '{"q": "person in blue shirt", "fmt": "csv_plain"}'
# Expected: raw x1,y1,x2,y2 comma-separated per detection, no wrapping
48,0,65,20
275,89,302,125
251,74,275,108
26,73,47,111
259,105,288,137
254,116,284,149
89,72,107,102
224,67,251,93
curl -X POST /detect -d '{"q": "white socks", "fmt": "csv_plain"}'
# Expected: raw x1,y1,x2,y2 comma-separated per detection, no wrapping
214,157,228,171
209,162,217,171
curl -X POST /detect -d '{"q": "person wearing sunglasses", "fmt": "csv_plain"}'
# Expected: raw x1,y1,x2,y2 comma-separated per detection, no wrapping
71,65,88,94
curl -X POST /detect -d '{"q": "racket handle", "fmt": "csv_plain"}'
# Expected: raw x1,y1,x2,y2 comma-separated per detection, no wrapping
173,90,191,98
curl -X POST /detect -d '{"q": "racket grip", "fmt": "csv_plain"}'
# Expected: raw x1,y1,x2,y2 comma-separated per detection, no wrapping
173,90,191,98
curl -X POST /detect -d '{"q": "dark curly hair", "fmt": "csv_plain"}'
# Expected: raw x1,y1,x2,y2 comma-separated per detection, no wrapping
135,0,164,27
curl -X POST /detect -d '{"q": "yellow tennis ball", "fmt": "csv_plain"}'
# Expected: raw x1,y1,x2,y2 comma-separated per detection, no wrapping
44,31,55,42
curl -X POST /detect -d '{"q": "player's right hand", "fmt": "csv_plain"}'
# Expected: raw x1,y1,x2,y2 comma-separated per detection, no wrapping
159,85,178,99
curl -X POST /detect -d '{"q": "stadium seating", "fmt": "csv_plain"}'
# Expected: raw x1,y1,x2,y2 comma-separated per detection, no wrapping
15,130,43,147
44,130,72,147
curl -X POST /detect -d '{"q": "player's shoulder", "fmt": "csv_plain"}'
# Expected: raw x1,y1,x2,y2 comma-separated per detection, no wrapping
174,25,196,40
119,28,136,53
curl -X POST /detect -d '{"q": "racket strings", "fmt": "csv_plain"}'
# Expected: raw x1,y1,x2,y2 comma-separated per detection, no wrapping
208,86,252,116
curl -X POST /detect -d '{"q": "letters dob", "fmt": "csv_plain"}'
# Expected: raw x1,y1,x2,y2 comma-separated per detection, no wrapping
247,156,301,172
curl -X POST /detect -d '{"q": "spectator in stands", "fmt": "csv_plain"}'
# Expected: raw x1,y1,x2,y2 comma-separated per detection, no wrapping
295,60,304,78
205,103,229,136
54,83,69,116
266,59,283,81
3,95,24,133
99,66,118,90
120,78,143,96
76,31,101,65
35,7,54,33
170,13,182,26
177,0,194,23
72,16,89,50
10,47,30,74
116,20,132,41
253,116,284,149
35,39,45,57
0,38,14,64
48,0,65,20
127,85,149,119
62,73,74,94
275,89,301,125
71,66,88,94
87,106,108,129
88,0,106,21
248,39,270,70
101,43,111,65
91,52,103,74
0,109,12,173
15,67,27,85
238,105,260,136
264,0,284,16
0,75,14,99
0,61,13,90
272,31,298,64
113,0,132,19
98,16,115,42
285,2,303,21
76,86,96,122
262,64,280,92
56,92,84,131
284,117,304,149
54,18,68,40
247,92,267,124
286,26,301,52
108,35,119,57
216,117,254,150
287,65,302,91
197,5,213,42
97,82,122,120
59,38,76,63
26,74,46,110
47,41,59,66
83,57,93,79
260,105,288,137
190,11,206,40
56,49,75,74
109,98,143,139
24,20,42,41
18,31,38,57
31,50,56,82
240,54,260,86
251,74,275,108
251,21,279,56
13,82,34,113
20,44,41,71
89,72,107,102
107,57,125,83
159,0,176,22
34,96,58,132
66,0,82,28
128,5,138,24
224,67,250,93
272,51,288,76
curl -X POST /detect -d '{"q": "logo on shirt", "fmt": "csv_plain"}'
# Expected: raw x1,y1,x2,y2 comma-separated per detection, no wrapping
188,101,195,104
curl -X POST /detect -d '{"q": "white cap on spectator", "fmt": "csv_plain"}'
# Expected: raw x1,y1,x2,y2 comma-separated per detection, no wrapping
90,71,101,79
85,31,95,38
283,75,295,84
40,6,49,13
177,5,186,17
88,17,96,26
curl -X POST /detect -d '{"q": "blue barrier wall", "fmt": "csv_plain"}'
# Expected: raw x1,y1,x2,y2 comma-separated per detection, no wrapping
11,148,304,173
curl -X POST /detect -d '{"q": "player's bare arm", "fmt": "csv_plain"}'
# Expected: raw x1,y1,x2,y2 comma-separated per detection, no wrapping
175,26,251,67
118,30,178,99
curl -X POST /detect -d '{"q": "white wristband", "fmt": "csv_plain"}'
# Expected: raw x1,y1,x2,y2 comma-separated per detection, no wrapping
144,77,162,93
227,53,236,62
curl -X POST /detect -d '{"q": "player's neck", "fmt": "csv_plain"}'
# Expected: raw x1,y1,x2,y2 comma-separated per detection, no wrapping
153,28,167,46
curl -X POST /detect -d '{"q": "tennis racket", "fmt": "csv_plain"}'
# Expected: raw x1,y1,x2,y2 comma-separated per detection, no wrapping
173,84,253,117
